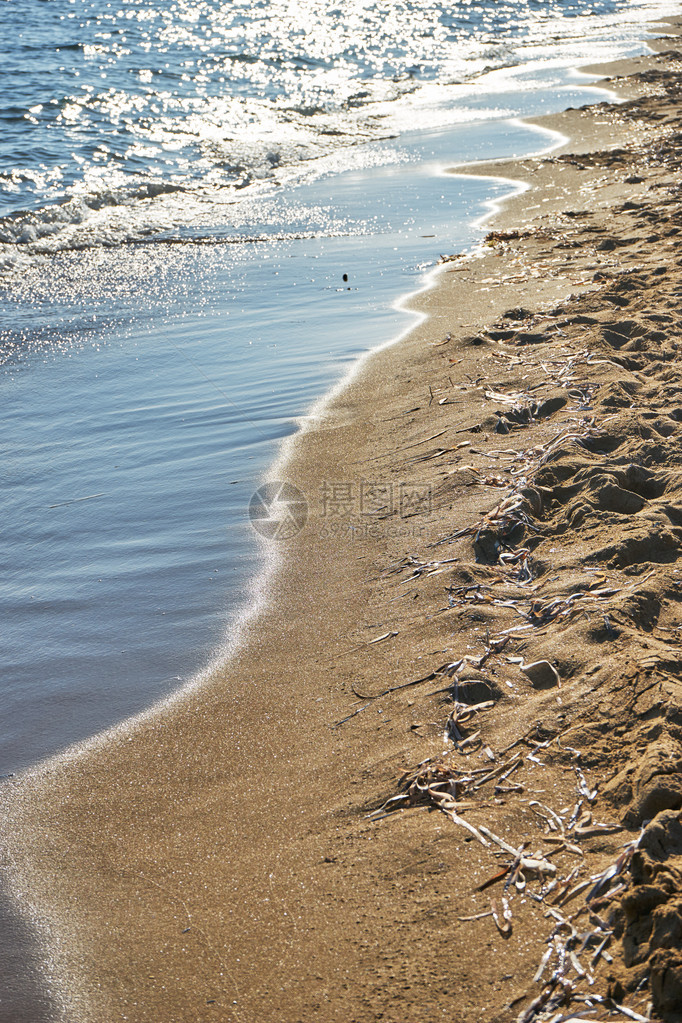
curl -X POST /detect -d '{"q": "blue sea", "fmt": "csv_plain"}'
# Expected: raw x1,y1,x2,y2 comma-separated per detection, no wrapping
0,0,678,778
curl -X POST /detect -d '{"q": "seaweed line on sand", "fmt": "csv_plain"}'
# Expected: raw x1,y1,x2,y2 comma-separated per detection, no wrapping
355,50,682,1023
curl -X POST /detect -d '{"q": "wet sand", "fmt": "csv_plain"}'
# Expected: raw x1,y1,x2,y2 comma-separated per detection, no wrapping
3,26,682,1023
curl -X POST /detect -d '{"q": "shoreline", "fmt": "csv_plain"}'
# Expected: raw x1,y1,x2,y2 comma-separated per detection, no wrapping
0,82,585,780
3,25,682,1023
0,87,594,785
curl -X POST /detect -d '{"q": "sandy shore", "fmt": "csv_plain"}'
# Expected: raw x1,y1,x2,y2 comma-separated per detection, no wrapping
3,25,682,1023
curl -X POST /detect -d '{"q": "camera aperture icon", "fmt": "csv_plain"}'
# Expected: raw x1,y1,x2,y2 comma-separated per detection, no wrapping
249,481,308,540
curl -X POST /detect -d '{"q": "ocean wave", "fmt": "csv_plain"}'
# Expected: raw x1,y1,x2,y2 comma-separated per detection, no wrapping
0,0,678,272
0,114,401,267
0,170,375,273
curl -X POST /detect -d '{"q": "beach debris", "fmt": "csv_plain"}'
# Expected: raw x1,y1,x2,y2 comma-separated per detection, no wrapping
510,658,561,690
512,829,650,1022
444,699,495,744
360,181,682,1018
367,648,641,1001
485,228,535,244
332,702,372,729
351,666,439,700
458,909,494,922
368,630,398,645
574,767,597,802
383,553,459,582
345,629,398,654
491,896,513,936
445,810,490,847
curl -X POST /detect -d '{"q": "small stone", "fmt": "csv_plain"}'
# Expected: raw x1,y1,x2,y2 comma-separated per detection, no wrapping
521,660,560,689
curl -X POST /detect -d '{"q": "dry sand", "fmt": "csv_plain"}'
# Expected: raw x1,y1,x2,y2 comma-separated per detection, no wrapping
3,26,682,1023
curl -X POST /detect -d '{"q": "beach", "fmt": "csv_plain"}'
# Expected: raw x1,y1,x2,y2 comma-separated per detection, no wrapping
4,20,682,1023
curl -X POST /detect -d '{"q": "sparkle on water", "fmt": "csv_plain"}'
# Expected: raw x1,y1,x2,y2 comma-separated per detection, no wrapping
0,0,679,775
0,0,677,266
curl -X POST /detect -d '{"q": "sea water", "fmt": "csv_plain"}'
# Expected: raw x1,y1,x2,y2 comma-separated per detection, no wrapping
1,0,679,777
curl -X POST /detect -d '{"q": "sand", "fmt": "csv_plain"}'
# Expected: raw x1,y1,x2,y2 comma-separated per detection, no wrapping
3,24,682,1023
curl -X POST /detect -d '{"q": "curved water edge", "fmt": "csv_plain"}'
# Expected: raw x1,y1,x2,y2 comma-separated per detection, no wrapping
0,81,615,781
0,0,674,249
0,25,673,1021
0,111,574,1023
3,122,569,788
0,879,62,1023
2,14,676,782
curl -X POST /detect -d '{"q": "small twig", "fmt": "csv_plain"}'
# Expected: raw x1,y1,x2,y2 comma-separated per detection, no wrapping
332,703,372,729
351,663,440,700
